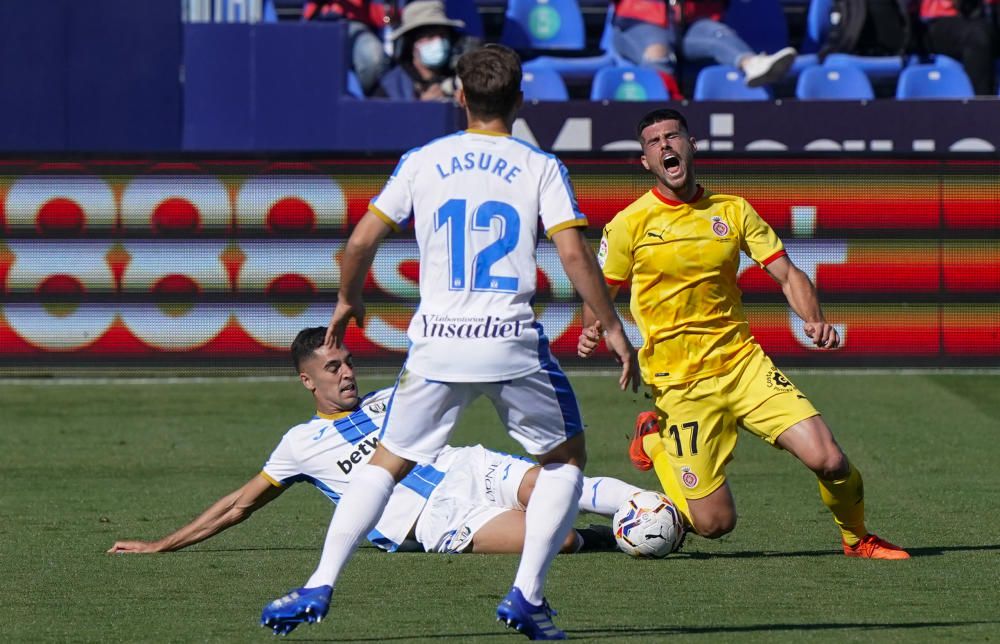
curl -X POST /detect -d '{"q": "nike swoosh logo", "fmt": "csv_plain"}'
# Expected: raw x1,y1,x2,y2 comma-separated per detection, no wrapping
646,232,663,239
796,395,807,399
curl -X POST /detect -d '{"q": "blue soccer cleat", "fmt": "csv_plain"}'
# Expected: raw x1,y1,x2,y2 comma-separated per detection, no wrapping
496,587,566,640
260,585,331,636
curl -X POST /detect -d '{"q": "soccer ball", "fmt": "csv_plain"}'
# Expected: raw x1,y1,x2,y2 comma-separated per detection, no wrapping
612,490,685,558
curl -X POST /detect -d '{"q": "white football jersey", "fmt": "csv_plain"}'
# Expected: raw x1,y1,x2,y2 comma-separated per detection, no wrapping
370,130,588,382
261,388,458,551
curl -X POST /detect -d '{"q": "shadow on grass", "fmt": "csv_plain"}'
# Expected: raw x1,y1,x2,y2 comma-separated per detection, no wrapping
176,543,1000,558
172,545,388,553
573,619,1000,639
677,543,1000,560
284,619,1000,642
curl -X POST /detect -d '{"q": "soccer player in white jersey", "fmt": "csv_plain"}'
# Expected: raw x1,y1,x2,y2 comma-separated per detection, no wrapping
260,45,638,640
108,327,646,557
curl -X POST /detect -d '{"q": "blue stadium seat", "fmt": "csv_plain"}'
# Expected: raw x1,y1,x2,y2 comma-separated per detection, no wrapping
802,0,905,80
791,53,820,76
597,6,628,66
896,64,975,99
502,0,613,79
522,67,569,101
801,0,832,54
501,0,587,50
724,0,790,54
590,66,668,101
823,53,903,80
796,64,874,100
693,65,771,100
800,0,900,80
907,53,963,70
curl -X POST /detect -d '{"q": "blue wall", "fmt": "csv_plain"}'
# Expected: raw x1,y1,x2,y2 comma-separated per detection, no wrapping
0,2,457,152
0,0,182,151
182,22,457,151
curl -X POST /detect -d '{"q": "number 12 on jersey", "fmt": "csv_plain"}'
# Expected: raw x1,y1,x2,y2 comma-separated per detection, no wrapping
434,198,521,293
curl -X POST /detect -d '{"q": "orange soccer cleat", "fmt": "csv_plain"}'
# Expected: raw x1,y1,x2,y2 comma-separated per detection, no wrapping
843,534,911,560
629,412,660,471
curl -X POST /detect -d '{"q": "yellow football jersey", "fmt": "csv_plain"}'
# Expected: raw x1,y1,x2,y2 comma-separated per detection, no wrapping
598,186,785,386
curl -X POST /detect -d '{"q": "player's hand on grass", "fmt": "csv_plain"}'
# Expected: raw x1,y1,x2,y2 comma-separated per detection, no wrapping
261,585,332,636
577,320,602,358
106,540,161,554
325,297,366,348
804,321,840,349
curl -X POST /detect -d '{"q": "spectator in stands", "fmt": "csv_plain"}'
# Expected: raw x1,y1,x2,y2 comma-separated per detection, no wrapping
920,0,996,94
610,0,798,87
375,0,468,100
302,0,390,95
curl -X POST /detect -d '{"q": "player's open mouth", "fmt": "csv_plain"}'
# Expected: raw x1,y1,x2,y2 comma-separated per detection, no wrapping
663,155,682,176
340,382,357,394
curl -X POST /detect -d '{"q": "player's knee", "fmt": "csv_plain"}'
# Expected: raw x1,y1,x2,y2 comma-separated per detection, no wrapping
695,515,736,539
539,433,587,469
813,450,849,480
691,506,737,539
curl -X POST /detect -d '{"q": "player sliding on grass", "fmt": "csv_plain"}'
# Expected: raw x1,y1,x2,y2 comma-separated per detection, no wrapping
578,108,909,561
109,327,646,558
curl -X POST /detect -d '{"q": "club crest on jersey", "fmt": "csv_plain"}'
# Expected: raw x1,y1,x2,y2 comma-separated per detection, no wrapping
366,401,387,415
766,368,793,389
681,467,699,489
711,216,730,237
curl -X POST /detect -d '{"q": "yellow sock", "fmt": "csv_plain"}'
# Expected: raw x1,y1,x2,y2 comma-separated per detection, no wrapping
817,463,867,546
643,435,694,530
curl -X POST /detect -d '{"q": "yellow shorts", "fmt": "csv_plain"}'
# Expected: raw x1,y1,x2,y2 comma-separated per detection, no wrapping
645,345,819,500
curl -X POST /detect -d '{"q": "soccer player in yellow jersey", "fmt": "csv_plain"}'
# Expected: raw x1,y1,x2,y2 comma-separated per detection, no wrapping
578,108,909,560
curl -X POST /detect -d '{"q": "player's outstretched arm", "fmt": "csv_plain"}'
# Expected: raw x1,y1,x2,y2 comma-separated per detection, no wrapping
765,255,840,349
107,474,284,554
326,211,393,348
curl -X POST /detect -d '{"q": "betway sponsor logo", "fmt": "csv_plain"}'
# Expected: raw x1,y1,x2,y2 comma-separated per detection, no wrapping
419,314,523,339
337,437,379,474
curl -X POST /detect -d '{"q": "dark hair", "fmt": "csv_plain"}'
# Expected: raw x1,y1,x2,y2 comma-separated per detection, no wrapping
456,44,522,120
290,326,327,371
636,108,689,141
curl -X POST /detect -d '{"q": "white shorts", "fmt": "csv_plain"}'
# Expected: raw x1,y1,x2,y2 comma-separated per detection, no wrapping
414,444,535,553
379,365,584,462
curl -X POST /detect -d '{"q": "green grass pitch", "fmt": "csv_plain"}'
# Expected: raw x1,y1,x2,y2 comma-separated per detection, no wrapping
2,372,999,642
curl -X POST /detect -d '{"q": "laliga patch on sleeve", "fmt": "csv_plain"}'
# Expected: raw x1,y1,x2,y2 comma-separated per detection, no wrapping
597,237,609,268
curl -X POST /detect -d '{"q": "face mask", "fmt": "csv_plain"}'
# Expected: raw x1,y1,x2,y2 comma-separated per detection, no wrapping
416,37,450,68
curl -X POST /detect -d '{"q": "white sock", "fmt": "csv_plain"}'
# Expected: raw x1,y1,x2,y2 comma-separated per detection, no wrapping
579,476,642,516
513,463,582,606
304,464,395,589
